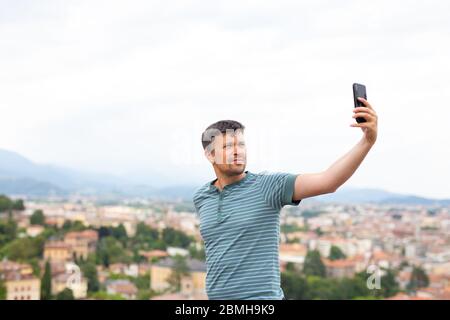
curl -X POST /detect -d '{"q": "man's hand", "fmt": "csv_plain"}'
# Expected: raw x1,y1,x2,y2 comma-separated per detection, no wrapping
292,100,379,201
350,97,378,145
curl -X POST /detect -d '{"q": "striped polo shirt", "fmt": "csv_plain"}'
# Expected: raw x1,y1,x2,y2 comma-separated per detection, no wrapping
192,170,301,300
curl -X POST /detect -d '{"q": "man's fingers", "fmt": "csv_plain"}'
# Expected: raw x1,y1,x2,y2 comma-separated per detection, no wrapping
350,121,374,128
353,107,377,117
352,112,375,122
357,97,374,110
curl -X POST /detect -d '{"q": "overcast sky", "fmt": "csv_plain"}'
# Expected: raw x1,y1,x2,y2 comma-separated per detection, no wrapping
0,0,449,198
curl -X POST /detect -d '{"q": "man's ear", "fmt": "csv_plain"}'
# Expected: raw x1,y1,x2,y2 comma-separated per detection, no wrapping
205,148,215,164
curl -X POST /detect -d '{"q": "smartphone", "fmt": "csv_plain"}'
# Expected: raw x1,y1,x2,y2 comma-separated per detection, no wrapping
352,83,367,123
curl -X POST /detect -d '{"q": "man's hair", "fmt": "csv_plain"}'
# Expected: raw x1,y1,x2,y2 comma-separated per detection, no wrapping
201,120,245,150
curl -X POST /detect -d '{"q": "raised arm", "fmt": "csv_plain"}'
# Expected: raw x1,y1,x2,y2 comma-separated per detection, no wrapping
293,97,378,201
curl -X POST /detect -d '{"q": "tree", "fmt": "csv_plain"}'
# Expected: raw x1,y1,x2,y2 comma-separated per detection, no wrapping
0,197,26,212
0,236,45,261
188,243,205,261
379,269,400,298
41,261,52,300
56,288,74,300
0,280,6,300
407,266,429,291
0,217,17,247
281,271,308,300
305,276,340,300
303,250,326,277
112,224,128,244
30,210,45,225
81,262,100,293
162,228,192,249
329,246,346,260
285,262,297,272
96,236,130,267
167,255,190,292
12,199,25,211
314,227,323,236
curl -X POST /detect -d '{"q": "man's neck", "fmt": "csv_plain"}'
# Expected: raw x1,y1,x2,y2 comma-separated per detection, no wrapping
213,171,247,191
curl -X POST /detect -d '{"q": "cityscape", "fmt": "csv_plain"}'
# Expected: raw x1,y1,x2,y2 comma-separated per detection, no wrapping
1,194,448,300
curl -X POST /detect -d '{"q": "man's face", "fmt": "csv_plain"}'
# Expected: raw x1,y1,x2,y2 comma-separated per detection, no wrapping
206,130,247,176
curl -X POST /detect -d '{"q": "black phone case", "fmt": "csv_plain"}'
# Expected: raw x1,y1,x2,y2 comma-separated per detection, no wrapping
352,83,367,123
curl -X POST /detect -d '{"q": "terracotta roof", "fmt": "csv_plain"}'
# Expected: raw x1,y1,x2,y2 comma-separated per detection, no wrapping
107,280,138,295
65,230,98,240
139,250,168,259
44,241,71,250
323,258,356,268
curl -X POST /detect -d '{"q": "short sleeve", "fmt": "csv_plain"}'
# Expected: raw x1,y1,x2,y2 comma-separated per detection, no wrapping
260,172,301,210
192,184,208,218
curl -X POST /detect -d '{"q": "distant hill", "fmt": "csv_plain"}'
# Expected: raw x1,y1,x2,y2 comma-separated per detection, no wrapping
0,148,448,204
314,186,450,206
0,148,198,200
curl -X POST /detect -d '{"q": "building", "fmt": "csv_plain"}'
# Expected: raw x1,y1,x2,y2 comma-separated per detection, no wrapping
64,230,98,260
150,257,206,296
44,261,88,299
139,249,169,262
106,280,138,300
26,225,45,237
44,241,72,262
152,276,208,300
109,263,139,278
0,260,40,300
323,258,357,278
52,272,88,299
279,243,308,271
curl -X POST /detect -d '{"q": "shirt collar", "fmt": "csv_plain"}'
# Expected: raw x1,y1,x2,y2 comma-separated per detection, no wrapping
208,171,250,192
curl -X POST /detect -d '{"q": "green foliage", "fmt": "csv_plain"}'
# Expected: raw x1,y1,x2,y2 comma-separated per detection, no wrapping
0,217,17,247
0,280,6,300
188,243,205,261
89,291,126,300
280,224,307,233
303,250,326,277
162,227,192,249
0,195,25,212
96,236,131,267
12,199,25,211
378,269,400,297
167,255,190,292
112,224,128,244
281,271,309,299
56,288,75,300
329,246,346,260
41,261,52,300
136,289,152,300
130,223,161,251
30,210,45,225
0,236,45,261
132,273,150,290
281,269,399,300
314,227,324,236
407,266,429,291
81,261,100,293
61,220,86,232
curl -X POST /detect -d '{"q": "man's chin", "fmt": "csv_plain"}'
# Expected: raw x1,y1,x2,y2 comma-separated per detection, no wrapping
227,164,246,175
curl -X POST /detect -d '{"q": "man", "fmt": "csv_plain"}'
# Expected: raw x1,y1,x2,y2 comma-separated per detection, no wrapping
193,97,378,299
